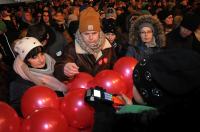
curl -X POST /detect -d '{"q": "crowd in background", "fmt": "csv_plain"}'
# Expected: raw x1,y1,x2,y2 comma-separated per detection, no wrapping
0,0,200,129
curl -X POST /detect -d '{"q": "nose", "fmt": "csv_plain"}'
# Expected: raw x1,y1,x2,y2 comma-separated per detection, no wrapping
88,34,93,40
38,54,44,62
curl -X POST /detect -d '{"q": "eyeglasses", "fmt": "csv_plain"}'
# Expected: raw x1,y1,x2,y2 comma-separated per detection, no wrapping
140,30,153,35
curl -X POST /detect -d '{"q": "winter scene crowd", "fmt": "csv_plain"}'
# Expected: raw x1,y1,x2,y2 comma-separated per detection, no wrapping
0,0,200,131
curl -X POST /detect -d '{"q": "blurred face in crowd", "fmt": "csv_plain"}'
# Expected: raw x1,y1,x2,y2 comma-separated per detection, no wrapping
140,27,153,43
105,33,116,44
164,15,173,25
42,11,50,25
28,52,46,69
180,26,192,38
24,12,32,22
81,31,99,46
2,10,11,17
181,0,188,6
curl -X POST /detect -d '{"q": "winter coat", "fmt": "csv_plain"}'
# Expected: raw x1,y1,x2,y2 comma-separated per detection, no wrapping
166,27,194,49
126,15,166,61
9,75,64,117
9,75,34,116
192,33,200,54
44,27,68,62
0,60,11,103
54,39,116,81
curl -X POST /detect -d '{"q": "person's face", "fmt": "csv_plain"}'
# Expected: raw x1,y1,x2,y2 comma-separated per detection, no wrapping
180,26,192,38
28,53,46,68
105,33,116,44
2,10,10,17
140,27,153,43
43,12,50,24
24,12,32,22
81,31,99,46
164,15,173,25
181,0,188,6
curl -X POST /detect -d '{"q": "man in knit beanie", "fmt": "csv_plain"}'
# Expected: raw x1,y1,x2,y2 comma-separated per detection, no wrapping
54,7,117,81
79,7,101,33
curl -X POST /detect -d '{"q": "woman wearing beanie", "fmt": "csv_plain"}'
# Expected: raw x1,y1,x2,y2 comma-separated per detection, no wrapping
126,15,166,61
9,37,67,116
54,7,117,81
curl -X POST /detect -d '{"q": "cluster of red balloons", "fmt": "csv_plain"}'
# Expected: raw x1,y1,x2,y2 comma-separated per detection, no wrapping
113,57,138,98
0,102,20,132
20,85,94,131
0,57,138,132
21,86,60,118
60,88,94,129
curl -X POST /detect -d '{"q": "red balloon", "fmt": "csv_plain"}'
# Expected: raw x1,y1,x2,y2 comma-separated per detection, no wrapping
21,108,69,132
60,89,94,129
89,70,127,95
113,57,138,98
0,101,20,132
67,72,94,91
21,86,59,118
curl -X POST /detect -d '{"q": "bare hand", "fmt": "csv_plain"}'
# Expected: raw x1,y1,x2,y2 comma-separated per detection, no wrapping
64,62,79,77
118,94,133,105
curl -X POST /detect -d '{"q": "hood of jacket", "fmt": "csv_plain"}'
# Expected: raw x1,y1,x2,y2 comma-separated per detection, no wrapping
129,15,166,48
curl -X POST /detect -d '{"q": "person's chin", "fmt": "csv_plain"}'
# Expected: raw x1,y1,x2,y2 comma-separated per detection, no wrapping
38,63,46,69
89,43,96,46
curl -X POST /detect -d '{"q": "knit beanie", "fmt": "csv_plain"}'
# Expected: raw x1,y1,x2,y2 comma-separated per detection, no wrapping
139,23,154,33
79,7,100,33
181,12,200,32
14,37,42,60
133,49,200,108
105,7,117,20
102,18,116,34
157,9,172,22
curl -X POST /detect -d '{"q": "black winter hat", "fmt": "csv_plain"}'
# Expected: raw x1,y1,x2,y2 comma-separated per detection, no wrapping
181,12,200,32
133,49,200,108
157,9,172,22
102,18,117,34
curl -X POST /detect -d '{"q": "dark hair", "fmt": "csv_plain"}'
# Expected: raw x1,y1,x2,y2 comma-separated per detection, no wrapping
40,10,53,26
24,46,44,65
27,23,48,42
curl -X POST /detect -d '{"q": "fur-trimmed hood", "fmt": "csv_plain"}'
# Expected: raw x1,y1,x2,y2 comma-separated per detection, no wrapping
129,15,166,47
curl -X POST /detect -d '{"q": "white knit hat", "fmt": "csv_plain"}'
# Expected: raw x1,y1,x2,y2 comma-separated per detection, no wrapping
14,37,42,60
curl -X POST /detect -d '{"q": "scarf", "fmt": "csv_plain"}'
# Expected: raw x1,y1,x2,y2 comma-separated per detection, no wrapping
75,30,106,58
144,36,157,48
13,53,67,92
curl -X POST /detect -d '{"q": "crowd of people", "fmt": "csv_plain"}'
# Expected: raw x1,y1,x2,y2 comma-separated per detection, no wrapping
0,0,200,131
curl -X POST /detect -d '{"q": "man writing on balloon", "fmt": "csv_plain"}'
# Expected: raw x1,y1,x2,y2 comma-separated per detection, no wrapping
54,7,117,81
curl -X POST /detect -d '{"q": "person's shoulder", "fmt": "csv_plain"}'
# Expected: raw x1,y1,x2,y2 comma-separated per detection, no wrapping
10,75,34,88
